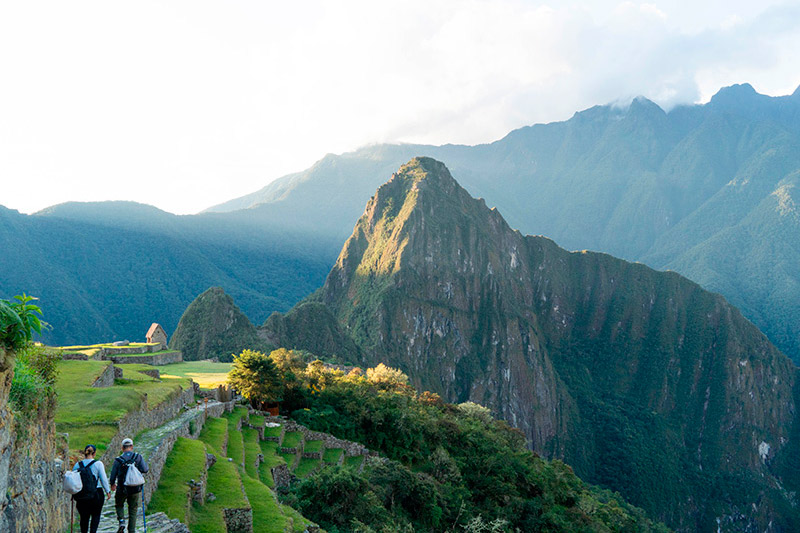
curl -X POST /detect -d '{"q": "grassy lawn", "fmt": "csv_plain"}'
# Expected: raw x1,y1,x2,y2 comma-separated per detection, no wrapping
148,437,207,524
279,451,297,470
224,405,250,429
323,448,343,464
264,424,282,439
294,457,320,478
241,471,287,533
344,455,365,469
281,431,303,449
199,417,228,456
248,413,265,428
160,361,232,389
190,452,248,533
226,420,245,466
62,424,118,458
242,428,261,478
303,440,323,454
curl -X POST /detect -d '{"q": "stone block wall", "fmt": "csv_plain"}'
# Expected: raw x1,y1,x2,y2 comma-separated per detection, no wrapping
106,350,183,366
223,507,253,533
268,416,369,457
61,352,88,360
91,363,116,388
271,464,296,488
101,385,195,466
140,368,161,380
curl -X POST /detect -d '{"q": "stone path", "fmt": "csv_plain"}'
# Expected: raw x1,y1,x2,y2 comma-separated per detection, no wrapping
87,402,221,533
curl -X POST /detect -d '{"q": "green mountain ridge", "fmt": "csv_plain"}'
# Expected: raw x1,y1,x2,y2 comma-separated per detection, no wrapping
0,206,332,346
258,157,800,531
207,84,800,363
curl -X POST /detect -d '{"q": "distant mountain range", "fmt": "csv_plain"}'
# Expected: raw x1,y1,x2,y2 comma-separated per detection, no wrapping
3,82,799,364
255,157,800,531
208,83,800,363
0,202,333,345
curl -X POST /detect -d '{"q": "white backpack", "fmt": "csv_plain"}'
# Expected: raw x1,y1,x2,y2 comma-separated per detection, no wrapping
63,470,82,494
123,454,145,487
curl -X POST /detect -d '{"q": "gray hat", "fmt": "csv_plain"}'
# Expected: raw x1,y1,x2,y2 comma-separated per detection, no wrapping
121,438,133,447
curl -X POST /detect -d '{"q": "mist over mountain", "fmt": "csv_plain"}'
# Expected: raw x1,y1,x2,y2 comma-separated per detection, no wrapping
261,157,800,531
211,83,800,363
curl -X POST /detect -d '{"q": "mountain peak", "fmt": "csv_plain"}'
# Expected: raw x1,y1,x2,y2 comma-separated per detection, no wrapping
709,83,759,106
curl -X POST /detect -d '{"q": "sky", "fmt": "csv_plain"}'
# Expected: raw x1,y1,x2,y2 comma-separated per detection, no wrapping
2,1,799,215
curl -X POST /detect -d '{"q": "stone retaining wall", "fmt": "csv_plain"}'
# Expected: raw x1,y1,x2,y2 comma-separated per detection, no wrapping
91,363,116,388
105,350,183,366
223,508,253,533
62,352,88,360
100,385,195,466
140,368,161,380
267,416,369,457
270,464,296,488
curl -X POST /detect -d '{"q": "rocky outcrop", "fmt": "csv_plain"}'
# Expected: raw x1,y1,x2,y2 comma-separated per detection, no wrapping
265,157,800,531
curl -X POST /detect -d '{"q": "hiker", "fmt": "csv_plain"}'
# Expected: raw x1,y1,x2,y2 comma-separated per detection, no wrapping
109,438,149,533
71,444,111,533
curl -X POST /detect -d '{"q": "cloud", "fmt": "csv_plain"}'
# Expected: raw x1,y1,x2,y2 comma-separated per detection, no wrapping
0,0,799,214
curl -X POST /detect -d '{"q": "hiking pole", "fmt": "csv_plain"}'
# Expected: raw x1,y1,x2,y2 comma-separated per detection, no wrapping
70,498,74,533
142,495,147,533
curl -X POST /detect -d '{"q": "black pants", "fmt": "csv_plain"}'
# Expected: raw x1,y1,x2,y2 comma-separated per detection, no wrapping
75,490,104,533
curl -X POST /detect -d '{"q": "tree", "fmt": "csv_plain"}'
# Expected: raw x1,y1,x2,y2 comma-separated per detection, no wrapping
366,363,409,388
227,349,282,408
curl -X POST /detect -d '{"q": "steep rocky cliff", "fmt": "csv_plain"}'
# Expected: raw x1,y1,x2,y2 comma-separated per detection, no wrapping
170,287,267,361
0,348,68,532
270,157,800,531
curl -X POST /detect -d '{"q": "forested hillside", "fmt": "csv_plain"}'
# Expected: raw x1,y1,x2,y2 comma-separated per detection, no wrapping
0,204,332,345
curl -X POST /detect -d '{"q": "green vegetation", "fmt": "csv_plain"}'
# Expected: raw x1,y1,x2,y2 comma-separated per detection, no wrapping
323,448,343,464
240,472,286,533
343,455,364,470
160,361,232,389
264,424,282,439
9,344,59,418
281,431,303,449
279,451,297,469
248,413,265,428
0,294,44,352
250,359,668,532
242,428,261,478
226,421,244,465
303,440,323,454
198,416,228,456
293,457,320,478
148,437,207,524
227,349,282,408
190,451,249,533
169,287,272,362
55,359,191,456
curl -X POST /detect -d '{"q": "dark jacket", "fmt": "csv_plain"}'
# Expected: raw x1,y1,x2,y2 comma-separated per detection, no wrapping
109,450,149,494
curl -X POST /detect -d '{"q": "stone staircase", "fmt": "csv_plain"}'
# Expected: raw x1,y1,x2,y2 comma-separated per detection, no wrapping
74,401,226,533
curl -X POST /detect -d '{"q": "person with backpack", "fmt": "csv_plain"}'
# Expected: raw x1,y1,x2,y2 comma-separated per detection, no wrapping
109,438,149,533
71,444,111,533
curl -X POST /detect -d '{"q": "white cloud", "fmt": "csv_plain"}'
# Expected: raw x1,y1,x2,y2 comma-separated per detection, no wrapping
0,0,799,214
